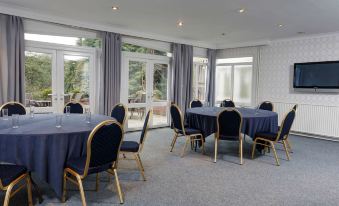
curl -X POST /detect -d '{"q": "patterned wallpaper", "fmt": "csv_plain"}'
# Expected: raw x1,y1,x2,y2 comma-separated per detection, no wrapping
259,34,339,106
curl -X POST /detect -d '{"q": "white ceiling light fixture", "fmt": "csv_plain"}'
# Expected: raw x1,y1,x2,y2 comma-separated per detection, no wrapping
177,20,184,27
112,6,119,11
278,24,284,28
238,8,246,13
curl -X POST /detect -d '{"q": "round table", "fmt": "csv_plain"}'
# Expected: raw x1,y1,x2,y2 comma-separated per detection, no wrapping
186,107,278,138
0,113,114,197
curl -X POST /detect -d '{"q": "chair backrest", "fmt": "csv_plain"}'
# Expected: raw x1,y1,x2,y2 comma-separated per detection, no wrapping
190,100,203,108
83,120,124,177
64,102,84,114
111,103,127,125
0,102,26,116
259,101,274,111
276,110,296,141
216,108,242,139
170,104,184,132
292,104,298,111
220,99,235,108
139,110,152,152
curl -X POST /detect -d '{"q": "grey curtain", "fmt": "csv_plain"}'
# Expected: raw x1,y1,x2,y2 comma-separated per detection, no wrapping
99,32,122,115
206,49,216,106
0,14,25,105
171,43,193,112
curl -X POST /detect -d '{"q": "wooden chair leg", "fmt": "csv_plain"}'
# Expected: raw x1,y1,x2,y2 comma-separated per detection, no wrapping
239,139,243,165
3,184,14,206
62,172,67,202
113,169,124,204
286,138,293,153
282,140,291,160
75,174,87,206
214,138,218,163
135,154,146,181
270,141,280,166
181,136,190,157
200,135,205,155
26,175,33,206
251,140,257,159
170,133,178,152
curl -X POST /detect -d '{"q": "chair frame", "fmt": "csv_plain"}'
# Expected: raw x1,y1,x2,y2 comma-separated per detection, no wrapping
0,101,27,116
189,99,203,108
220,99,235,107
251,109,296,166
62,120,125,205
258,101,274,111
0,171,33,206
111,103,128,126
170,104,205,157
121,110,153,181
64,101,85,114
214,108,244,164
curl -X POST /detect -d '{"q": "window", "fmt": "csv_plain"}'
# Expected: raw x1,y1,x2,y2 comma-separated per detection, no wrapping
216,57,253,106
122,43,169,56
192,57,208,102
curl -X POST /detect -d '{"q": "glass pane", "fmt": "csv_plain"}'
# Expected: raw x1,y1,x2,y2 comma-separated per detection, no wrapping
153,64,168,102
233,65,252,104
152,106,168,126
122,43,168,56
215,66,232,102
192,64,207,101
64,55,90,107
216,57,253,64
25,51,53,112
128,107,146,129
128,61,147,104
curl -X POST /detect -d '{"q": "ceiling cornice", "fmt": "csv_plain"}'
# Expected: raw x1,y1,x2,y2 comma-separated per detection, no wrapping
0,2,216,49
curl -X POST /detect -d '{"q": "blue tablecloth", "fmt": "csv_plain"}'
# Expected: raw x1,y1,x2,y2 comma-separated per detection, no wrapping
0,114,113,197
186,107,278,138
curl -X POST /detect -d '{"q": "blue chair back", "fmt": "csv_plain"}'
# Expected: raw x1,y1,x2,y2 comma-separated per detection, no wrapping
139,110,152,145
85,120,124,175
170,104,184,132
259,101,273,111
277,110,296,141
0,102,26,116
293,104,298,111
217,108,242,139
64,102,84,114
220,99,235,107
190,100,203,108
111,104,127,125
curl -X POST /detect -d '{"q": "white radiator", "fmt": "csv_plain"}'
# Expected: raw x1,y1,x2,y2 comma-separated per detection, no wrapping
273,102,339,138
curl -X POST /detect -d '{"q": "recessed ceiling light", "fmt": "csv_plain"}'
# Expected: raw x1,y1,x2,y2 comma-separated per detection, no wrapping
278,24,284,28
177,21,184,27
238,8,246,13
112,6,119,11
297,32,305,35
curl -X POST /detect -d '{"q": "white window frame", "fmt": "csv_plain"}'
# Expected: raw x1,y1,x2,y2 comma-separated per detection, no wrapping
192,59,208,102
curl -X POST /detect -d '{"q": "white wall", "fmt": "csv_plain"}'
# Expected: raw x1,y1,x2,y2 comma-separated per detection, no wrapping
258,34,339,138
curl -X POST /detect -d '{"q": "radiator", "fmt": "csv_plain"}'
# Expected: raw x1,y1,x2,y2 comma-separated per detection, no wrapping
273,102,339,138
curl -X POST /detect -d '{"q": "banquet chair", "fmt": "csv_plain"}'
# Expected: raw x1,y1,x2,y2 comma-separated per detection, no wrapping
190,99,203,108
64,102,84,114
220,99,235,107
0,164,33,206
62,120,125,205
111,103,127,126
170,104,205,157
284,104,298,153
214,108,243,164
252,109,296,166
0,102,26,116
258,101,274,111
120,110,152,181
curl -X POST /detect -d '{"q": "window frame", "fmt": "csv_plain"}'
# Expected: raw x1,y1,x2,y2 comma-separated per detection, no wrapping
192,58,208,102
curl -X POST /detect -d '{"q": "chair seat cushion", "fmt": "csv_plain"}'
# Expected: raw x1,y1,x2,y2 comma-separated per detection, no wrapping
66,156,112,175
255,132,278,141
0,164,27,187
120,141,140,152
179,127,202,135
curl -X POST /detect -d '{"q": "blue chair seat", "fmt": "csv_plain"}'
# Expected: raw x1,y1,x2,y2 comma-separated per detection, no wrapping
120,141,140,152
178,127,201,135
66,156,112,175
255,132,278,141
0,164,27,187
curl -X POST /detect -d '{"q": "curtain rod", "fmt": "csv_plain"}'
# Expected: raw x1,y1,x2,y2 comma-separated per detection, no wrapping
24,17,209,49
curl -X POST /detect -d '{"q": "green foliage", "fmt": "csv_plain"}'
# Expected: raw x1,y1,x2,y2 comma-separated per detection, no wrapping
76,38,101,48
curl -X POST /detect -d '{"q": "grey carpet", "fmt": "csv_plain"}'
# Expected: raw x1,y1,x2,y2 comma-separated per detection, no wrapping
2,128,339,206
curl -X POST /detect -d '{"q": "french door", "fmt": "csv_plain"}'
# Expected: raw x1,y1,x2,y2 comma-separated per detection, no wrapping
121,52,171,131
25,44,95,113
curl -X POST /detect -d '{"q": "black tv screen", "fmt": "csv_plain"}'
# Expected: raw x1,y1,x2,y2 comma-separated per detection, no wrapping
293,61,339,89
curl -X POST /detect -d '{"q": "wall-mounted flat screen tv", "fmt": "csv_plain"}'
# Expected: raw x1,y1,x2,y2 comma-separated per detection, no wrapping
293,61,339,89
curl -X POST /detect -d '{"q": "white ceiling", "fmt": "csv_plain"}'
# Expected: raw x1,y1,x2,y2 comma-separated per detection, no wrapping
1,0,339,48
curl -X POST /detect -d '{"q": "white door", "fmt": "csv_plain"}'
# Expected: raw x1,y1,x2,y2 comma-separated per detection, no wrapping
25,45,95,113
121,52,171,131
